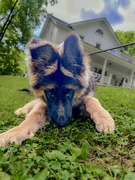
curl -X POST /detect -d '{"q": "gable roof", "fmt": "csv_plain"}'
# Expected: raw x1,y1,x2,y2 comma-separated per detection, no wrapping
71,18,122,46
49,14,70,28
40,14,73,38
40,14,122,47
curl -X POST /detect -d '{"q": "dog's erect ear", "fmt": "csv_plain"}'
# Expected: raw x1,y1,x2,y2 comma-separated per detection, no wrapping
28,38,57,63
62,33,84,75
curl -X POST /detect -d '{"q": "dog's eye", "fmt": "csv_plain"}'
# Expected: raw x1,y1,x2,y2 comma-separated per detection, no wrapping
65,89,75,99
65,92,71,98
45,90,55,99
48,91,55,98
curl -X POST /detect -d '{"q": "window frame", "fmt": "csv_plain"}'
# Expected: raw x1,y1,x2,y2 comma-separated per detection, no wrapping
96,29,104,36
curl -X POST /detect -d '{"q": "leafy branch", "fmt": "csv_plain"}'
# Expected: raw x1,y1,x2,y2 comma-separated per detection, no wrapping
0,0,19,41
0,0,58,42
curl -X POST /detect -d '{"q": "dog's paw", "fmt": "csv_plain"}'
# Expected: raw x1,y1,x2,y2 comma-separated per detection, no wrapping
0,127,34,146
15,108,28,116
91,108,115,134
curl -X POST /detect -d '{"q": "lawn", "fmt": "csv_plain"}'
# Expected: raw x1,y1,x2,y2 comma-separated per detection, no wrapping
0,75,135,180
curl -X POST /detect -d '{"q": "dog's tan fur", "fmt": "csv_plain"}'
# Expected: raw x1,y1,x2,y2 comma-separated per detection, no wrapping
0,33,115,146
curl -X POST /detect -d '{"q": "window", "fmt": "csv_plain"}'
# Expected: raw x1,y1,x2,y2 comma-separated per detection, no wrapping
94,67,97,73
79,35,84,41
97,68,102,74
96,29,103,35
120,49,123,52
105,71,107,76
109,49,115,55
96,43,101,49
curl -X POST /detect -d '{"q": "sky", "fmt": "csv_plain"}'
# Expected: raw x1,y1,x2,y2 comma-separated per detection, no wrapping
46,0,135,31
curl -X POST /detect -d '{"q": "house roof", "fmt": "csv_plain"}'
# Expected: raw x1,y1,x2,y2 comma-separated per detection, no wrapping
40,14,122,48
40,14,73,37
39,14,135,69
70,18,122,46
49,14,71,28
83,41,135,69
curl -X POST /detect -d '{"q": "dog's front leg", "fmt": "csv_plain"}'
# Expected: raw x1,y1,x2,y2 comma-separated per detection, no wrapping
0,100,47,146
15,99,40,115
84,96,115,133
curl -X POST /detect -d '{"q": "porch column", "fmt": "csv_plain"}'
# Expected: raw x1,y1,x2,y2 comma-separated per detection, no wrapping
122,79,126,88
107,73,112,85
129,70,134,88
100,58,107,84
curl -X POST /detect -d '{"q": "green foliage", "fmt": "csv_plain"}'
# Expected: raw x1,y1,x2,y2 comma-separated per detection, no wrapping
116,30,135,57
0,0,57,75
0,76,135,179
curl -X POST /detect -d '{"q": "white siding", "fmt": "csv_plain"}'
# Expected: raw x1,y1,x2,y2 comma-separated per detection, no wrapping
72,21,120,51
42,23,71,45
41,21,57,42
53,25,71,44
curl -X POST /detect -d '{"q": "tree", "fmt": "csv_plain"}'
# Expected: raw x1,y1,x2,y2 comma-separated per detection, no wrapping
0,0,57,75
116,30,135,57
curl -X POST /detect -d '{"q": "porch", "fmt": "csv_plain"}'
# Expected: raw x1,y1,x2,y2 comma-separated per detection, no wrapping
83,42,135,88
93,72,132,88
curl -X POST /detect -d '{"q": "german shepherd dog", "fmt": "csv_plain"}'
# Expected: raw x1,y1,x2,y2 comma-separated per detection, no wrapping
0,33,115,146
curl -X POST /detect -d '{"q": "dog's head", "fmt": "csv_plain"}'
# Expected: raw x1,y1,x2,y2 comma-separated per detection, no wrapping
28,33,88,127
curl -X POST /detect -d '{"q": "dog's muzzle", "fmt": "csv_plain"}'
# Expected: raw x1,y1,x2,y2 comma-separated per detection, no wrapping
51,116,71,128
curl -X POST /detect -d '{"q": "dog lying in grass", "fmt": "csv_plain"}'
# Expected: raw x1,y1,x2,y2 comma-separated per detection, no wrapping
0,33,115,146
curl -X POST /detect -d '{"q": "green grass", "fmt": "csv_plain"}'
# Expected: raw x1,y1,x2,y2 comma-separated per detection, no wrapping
0,75,135,180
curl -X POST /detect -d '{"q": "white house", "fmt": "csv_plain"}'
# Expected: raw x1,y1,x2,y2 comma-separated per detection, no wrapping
40,14,135,88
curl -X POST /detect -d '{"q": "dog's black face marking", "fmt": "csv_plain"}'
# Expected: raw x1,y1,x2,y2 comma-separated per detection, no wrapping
45,87,75,127
33,68,83,89
29,33,86,127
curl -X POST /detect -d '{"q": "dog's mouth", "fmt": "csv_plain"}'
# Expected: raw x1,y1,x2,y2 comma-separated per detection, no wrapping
51,116,71,128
